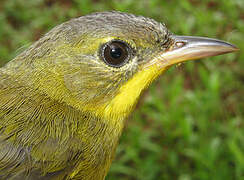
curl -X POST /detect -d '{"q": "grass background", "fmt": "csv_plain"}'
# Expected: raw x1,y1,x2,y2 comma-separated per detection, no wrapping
0,0,243,179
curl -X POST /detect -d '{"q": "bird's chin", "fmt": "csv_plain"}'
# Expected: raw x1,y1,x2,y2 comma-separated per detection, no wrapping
153,35,239,68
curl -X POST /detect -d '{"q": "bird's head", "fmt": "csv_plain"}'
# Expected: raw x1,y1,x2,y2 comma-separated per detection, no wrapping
4,11,238,122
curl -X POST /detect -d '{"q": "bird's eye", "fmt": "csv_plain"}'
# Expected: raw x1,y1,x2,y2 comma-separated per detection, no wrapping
101,40,131,67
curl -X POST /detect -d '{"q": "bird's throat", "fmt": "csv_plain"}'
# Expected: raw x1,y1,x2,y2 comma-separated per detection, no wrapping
97,64,167,122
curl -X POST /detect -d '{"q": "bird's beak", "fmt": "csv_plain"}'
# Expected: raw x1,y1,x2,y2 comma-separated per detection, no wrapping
158,35,239,67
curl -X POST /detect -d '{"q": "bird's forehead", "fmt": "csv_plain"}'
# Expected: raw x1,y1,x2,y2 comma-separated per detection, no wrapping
64,12,170,45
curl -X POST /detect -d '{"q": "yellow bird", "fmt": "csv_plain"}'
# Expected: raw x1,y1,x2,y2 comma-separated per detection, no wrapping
0,11,238,180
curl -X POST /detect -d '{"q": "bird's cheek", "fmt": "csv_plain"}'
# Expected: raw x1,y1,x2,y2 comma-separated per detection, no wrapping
64,72,82,94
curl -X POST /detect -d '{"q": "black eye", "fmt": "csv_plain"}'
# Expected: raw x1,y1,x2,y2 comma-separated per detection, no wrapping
101,40,130,67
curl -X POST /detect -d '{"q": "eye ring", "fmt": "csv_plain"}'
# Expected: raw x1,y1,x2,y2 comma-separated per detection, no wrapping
100,40,132,68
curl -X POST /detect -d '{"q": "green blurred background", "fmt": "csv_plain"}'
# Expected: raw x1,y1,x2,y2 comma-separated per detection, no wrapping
0,0,243,179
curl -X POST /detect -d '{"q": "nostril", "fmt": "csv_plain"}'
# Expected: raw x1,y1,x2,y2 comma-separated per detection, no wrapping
175,41,185,48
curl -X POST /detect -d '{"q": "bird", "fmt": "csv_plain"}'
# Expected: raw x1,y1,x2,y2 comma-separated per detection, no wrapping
0,11,238,180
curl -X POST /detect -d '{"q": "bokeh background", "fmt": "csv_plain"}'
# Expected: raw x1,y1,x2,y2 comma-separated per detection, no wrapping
0,0,243,179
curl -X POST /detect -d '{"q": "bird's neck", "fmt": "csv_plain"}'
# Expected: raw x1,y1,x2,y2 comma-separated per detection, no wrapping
0,71,124,179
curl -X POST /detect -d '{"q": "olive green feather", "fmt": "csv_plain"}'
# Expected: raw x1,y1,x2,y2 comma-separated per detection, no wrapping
0,11,170,179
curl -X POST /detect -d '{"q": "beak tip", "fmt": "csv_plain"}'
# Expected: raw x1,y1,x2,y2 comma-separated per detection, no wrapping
222,41,239,52
222,45,240,55
231,46,240,52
